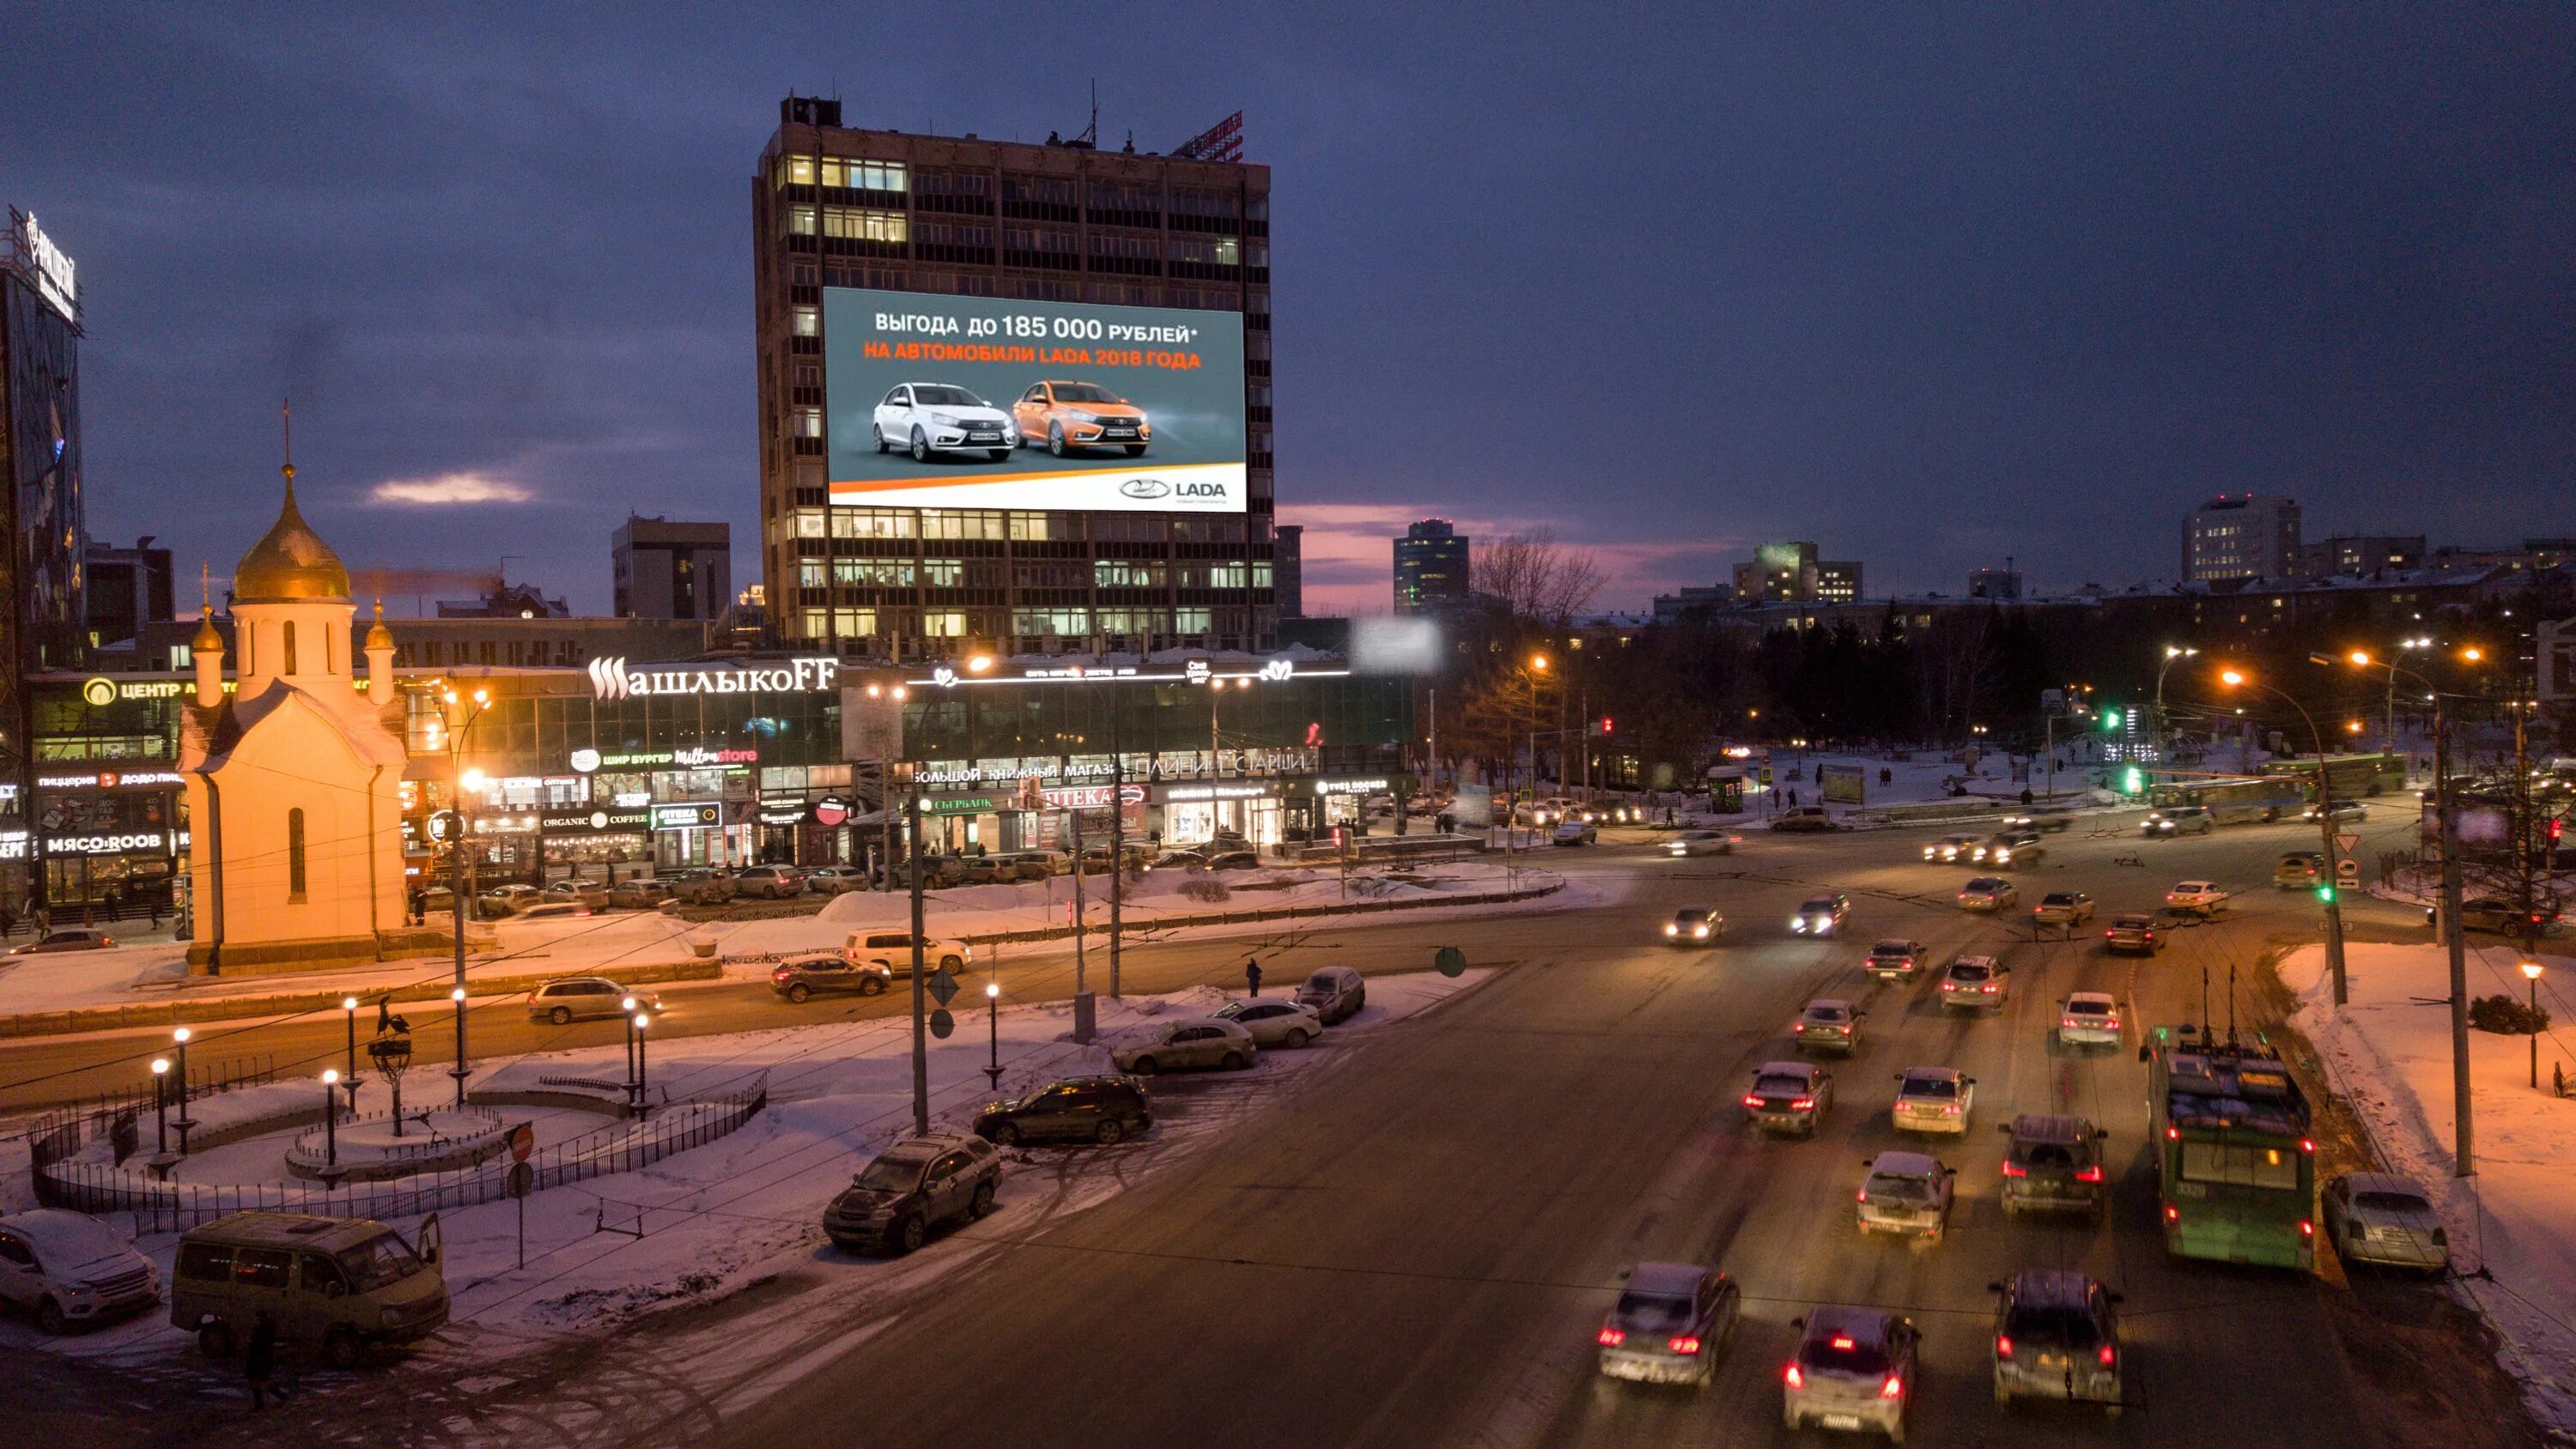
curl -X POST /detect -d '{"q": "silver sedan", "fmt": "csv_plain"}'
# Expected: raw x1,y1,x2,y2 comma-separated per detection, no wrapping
1212,998,1322,1049
2324,1172,2449,1271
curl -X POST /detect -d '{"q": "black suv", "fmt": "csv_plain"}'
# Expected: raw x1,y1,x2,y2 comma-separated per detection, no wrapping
1989,1269,2124,1414
1998,1113,2110,1219
973,1076,1151,1147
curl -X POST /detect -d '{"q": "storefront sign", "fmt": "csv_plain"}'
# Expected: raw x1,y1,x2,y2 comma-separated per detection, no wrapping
915,657,1346,689
920,794,1005,816
79,676,198,705
1163,783,1273,802
46,831,171,856
1313,776,1392,796
539,810,649,834
1042,785,1120,809
589,655,840,701
653,803,722,829
592,746,759,769
568,748,602,773
18,211,77,320
0,830,28,861
756,806,810,826
812,795,853,827
35,770,185,791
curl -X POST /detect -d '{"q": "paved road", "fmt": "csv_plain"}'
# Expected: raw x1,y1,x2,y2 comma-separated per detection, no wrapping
8,804,2543,1447
700,804,2535,1449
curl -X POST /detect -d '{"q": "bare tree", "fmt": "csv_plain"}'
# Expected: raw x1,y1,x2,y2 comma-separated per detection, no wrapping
1473,530,1606,624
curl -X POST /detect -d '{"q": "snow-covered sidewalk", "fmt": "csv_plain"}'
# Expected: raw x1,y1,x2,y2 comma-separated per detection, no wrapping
2287,941,2576,1432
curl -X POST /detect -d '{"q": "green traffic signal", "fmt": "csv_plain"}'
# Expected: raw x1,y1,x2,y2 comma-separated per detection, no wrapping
2121,767,2145,795
2099,708,2123,731
2314,883,2336,905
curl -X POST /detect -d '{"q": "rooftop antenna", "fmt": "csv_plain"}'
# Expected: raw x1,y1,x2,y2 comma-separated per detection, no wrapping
2198,965,2213,1048
1076,80,1098,148
2226,961,2239,1048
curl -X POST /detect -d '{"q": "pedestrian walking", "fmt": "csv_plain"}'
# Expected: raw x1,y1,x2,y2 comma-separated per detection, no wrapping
2556,1061,2566,1100
1245,958,1262,997
244,1312,283,1411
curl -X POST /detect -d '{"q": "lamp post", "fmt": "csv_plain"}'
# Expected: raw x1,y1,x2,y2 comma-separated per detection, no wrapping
2219,667,2348,1006
984,980,1002,1090
340,996,361,1113
448,985,470,1108
170,1026,194,1153
632,1011,651,1114
440,687,490,1107
2154,646,2199,763
621,995,639,1095
2524,960,2546,1090
149,1058,169,1155
319,1069,340,1172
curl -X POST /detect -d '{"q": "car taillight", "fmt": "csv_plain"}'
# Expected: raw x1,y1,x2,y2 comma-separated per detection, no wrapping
2001,1160,2026,1177
1669,1335,1701,1355
1784,1364,1804,1389
1792,1022,1805,1033
1941,982,1957,991
1743,1094,1765,1109
1880,1374,1905,1399
1597,1326,1625,1347
1942,1103,1962,1115
2075,1165,2105,1183
1790,1097,1815,1110
2300,1138,2315,1154
2166,1126,2179,1140
1996,1334,2014,1359
2105,930,2116,938
1856,1188,1868,1203
2300,1219,2314,1237
1981,983,1998,993
2098,1344,2117,1367
2165,1204,2179,1222
2105,1018,2119,1030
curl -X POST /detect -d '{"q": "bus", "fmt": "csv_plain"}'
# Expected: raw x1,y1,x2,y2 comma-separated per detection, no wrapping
2148,774,2306,824
2143,1030,2317,1270
2257,752,2408,799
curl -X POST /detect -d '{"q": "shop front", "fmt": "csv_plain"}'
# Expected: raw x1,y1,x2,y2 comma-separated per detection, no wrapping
1157,781,1285,848
30,768,186,910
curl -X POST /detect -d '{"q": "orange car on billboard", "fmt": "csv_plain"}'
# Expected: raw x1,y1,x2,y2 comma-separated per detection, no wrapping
1012,381,1151,457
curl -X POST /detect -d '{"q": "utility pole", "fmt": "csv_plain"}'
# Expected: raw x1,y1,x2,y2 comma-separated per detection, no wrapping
1069,794,1087,997
908,790,928,1137
2438,700,2472,1176
1108,712,1124,1003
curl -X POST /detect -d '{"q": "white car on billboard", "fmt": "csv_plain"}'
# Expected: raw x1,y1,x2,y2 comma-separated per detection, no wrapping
873,384,1015,462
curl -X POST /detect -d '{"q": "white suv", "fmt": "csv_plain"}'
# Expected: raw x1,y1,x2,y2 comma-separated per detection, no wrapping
842,931,970,975
872,384,1014,462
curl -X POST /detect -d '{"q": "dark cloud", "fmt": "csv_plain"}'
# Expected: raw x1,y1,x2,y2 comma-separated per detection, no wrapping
7,3,2572,609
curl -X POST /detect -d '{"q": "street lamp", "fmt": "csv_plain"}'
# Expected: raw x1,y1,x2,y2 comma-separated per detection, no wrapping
632,1012,651,1113
622,995,640,1092
340,996,362,1112
2524,960,2546,1090
320,1070,341,1173
449,985,470,1108
2154,646,2200,763
984,980,1003,1091
2216,667,2349,1007
170,1026,194,1153
440,687,492,1105
149,1058,169,1156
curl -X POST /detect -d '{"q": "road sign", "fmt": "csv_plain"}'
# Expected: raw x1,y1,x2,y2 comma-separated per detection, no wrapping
928,1008,955,1040
2334,833,2360,858
2336,858,2360,882
507,1161,534,1198
507,1122,536,1163
1435,946,1467,979
927,968,959,1008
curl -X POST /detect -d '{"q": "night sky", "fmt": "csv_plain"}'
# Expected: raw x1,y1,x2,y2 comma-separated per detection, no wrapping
9,4,2573,617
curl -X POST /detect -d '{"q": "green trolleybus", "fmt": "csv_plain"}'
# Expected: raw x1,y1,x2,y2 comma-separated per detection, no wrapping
2143,1030,2317,1270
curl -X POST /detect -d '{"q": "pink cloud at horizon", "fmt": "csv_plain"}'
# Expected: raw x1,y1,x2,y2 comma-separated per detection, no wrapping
1279,501,1744,617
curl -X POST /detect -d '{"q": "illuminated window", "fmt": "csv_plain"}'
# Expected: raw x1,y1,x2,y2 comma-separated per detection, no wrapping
822,158,906,191
835,507,914,539
1175,608,1213,634
832,608,878,638
793,408,823,439
787,205,817,236
921,611,968,638
1012,607,1091,636
799,559,828,590
792,306,820,337
799,608,827,639
776,155,814,186
794,509,826,538
920,559,965,587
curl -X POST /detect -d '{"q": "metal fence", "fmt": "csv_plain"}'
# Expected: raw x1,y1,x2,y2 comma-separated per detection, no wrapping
31,1074,768,1235
28,1054,280,1147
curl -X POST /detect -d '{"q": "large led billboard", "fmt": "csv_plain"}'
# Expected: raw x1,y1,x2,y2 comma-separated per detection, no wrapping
823,288,1245,512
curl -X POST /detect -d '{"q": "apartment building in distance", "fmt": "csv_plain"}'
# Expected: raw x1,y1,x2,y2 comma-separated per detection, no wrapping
1394,518,1470,614
751,97,1277,659
2182,494,2301,581
614,515,732,621
1732,541,1862,603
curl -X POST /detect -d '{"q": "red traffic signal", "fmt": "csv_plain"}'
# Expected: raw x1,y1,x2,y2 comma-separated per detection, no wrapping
1599,716,1613,735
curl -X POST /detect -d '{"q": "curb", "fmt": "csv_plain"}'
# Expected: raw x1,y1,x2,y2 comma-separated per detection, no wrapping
0,959,725,1042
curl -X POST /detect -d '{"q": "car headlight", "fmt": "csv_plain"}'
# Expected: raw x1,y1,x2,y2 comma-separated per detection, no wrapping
1665,923,1679,936
1789,917,1806,931
1066,409,1099,422
1693,925,1710,937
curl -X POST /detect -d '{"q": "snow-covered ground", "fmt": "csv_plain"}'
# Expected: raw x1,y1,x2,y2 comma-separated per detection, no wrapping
2286,940,2576,1432
3,967,1494,1385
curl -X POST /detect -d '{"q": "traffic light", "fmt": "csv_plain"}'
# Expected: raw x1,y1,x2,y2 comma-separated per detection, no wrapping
1599,716,1613,736
2099,707,2123,731
2121,767,2145,795
2315,883,2336,906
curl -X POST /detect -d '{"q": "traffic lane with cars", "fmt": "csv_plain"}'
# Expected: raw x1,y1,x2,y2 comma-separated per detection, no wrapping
712,835,2532,1449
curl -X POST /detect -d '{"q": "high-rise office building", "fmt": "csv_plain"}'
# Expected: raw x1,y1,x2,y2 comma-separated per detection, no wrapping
1394,518,1469,614
1732,542,1862,603
1273,523,1303,617
85,535,172,649
3,208,87,911
614,515,732,621
752,97,1276,658
2182,495,2301,582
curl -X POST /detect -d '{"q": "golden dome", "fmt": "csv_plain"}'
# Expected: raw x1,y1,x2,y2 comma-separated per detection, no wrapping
192,615,222,652
365,600,394,650
233,466,349,603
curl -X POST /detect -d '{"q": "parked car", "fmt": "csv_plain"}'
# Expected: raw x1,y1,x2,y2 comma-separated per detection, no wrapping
823,1134,1002,1255
1999,1113,2110,1219
1668,829,1734,858
1012,379,1151,457
1938,955,2011,1011
541,880,607,909
2459,898,2563,935
1205,850,1263,870
1855,1151,1957,1241
1956,876,2019,912
1891,1067,1974,1135
2142,806,2213,836
2305,799,2367,824
1295,966,1367,1025
2164,880,2230,916
1864,938,1927,981
2275,852,2327,889
974,1076,1151,1147
1923,833,1983,863
605,877,677,909
802,866,871,895
1789,893,1851,937
1664,907,1724,945
1794,998,1863,1055
731,865,804,900
1743,1060,1833,1137
2105,912,2166,955
2032,891,2096,925
1595,1260,1740,1387
477,884,545,918
1107,1018,1258,1075
171,1211,447,1366
0,1209,159,1333
2322,1172,2450,1272
1990,1270,2124,1414
3,929,115,955
1001,852,1066,882
1783,1306,1919,1440
1212,997,1323,1048
1771,806,1838,832
528,977,661,1025
772,952,891,1003
2057,991,2124,1046
873,381,1015,461
843,931,969,975
664,869,737,905
1552,821,1599,846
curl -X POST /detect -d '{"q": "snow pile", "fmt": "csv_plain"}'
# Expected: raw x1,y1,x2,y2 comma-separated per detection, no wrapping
2286,941,2576,1431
